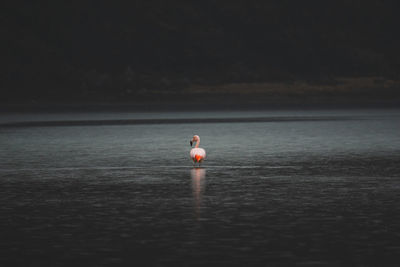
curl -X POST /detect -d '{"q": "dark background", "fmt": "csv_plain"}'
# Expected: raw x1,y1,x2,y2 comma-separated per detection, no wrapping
2,0,400,107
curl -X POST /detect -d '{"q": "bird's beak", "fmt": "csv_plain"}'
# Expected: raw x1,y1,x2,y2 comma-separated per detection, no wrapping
190,141,193,147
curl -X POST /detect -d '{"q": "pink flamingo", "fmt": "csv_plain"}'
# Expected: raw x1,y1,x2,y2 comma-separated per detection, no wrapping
190,135,206,165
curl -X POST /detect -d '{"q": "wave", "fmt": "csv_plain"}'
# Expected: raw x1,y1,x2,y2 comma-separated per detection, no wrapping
0,165,302,172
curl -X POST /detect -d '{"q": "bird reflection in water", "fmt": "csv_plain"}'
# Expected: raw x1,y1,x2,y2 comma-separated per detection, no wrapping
191,168,206,219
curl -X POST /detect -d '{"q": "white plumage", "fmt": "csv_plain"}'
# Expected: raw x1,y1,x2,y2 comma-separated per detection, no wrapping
190,148,206,162
190,135,206,164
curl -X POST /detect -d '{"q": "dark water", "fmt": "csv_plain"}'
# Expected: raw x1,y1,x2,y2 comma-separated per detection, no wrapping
1,109,400,266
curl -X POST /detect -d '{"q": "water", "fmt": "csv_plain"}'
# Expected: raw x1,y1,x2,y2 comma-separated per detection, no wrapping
1,109,400,266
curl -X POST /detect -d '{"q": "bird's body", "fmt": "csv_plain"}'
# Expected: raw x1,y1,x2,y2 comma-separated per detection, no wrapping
190,148,206,163
190,135,206,164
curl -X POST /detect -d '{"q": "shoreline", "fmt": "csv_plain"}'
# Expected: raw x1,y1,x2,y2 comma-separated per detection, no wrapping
2,77,400,112
1,101,399,113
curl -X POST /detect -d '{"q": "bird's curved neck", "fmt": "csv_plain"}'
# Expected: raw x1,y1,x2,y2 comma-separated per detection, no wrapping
195,138,200,148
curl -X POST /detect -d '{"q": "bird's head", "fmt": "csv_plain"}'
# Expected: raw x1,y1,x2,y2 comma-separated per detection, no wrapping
190,135,200,147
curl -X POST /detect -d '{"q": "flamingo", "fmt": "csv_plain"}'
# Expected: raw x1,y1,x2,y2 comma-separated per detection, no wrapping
190,135,206,165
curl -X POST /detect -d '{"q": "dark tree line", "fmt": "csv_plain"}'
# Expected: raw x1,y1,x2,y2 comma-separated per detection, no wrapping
1,0,400,102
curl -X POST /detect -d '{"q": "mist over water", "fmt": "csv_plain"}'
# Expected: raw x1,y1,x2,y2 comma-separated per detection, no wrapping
1,109,400,266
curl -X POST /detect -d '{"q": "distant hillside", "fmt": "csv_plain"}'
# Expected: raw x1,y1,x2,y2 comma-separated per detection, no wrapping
2,1,400,103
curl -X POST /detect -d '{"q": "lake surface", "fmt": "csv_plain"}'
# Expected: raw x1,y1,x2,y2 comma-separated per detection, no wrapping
1,109,400,266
